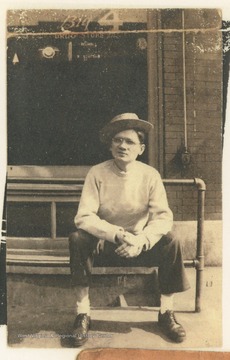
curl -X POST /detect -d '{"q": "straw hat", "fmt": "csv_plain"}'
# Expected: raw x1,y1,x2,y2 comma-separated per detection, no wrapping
99,113,153,143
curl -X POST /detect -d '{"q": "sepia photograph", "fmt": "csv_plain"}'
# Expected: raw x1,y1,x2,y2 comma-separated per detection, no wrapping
1,6,228,353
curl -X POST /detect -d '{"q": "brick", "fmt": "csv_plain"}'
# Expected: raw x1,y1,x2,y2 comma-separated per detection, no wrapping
206,190,220,199
186,56,222,71
189,132,221,141
207,213,222,220
205,198,219,206
171,207,180,217
205,206,217,213
164,58,182,66
163,31,182,42
182,213,196,221
187,80,221,89
164,87,183,95
165,120,184,127
163,44,179,51
176,192,184,199
181,206,197,214
204,175,222,184
174,214,183,221
169,198,183,206
166,191,177,198
192,120,222,129
196,88,222,97
165,185,183,191
164,80,183,88
164,51,182,59
165,138,181,147
189,73,221,84
193,154,206,162
184,9,221,29
206,184,222,191
195,65,221,75
165,132,180,139
164,65,181,73
194,59,221,68
194,102,221,111
182,198,198,205
165,146,179,154
164,73,183,80
165,102,184,110
186,86,222,97
194,110,222,119
165,94,183,102
215,206,222,213
205,154,222,162
193,95,221,105
181,190,197,198
195,52,222,61
165,110,185,117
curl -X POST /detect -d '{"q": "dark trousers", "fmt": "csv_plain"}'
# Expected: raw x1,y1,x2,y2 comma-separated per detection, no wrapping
69,230,190,295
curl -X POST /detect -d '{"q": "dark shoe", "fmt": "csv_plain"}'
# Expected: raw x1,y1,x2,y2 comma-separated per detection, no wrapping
72,313,91,347
158,310,186,343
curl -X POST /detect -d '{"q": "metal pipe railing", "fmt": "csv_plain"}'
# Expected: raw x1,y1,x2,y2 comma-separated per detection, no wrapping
163,178,206,312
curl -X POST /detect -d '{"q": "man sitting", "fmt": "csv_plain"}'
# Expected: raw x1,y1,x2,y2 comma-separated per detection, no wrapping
69,113,190,346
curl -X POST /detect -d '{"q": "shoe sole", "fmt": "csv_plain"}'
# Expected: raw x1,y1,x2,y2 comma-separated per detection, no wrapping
158,323,186,343
73,338,88,347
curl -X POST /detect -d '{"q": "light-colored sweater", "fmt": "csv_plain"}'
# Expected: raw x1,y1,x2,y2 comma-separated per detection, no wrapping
75,159,173,249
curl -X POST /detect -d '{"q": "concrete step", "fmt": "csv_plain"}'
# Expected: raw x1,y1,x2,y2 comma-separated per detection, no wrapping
7,270,161,308
6,267,222,349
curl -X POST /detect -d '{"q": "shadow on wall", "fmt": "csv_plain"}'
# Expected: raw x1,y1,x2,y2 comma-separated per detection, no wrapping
173,220,222,266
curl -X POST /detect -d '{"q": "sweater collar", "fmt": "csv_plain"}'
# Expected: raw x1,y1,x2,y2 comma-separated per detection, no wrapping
111,160,137,177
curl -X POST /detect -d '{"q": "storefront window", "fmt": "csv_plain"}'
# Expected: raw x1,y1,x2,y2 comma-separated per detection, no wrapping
7,34,148,166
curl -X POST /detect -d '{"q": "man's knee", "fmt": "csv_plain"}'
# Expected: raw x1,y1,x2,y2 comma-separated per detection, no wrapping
69,229,97,249
161,231,173,244
69,231,79,242
69,230,82,247
161,232,181,248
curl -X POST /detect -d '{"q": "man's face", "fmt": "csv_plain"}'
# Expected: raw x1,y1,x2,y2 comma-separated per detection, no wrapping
110,129,145,164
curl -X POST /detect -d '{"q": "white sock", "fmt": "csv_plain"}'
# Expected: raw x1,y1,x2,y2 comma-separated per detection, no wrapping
160,293,174,314
75,286,90,316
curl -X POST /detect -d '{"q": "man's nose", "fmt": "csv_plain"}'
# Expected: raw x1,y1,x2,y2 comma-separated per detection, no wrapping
118,141,127,149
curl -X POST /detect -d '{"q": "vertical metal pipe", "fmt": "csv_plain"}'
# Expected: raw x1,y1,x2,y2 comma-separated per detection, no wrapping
51,201,57,239
147,10,158,168
182,10,188,150
195,187,205,312
157,13,165,176
68,41,73,61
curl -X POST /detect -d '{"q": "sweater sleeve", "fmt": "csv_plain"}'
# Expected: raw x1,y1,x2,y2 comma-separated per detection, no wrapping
74,168,123,242
142,172,173,250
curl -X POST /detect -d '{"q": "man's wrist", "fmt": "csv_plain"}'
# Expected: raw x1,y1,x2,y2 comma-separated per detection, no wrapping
114,228,125,244
136,234,149,250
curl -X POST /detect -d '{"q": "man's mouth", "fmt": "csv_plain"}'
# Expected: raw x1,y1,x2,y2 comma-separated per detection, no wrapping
117,151,127,156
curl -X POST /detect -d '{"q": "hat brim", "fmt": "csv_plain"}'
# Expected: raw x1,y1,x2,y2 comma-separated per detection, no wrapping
99,119,153,143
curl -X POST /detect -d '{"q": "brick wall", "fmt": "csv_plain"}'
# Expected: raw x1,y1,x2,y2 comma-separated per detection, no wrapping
160,9,222,221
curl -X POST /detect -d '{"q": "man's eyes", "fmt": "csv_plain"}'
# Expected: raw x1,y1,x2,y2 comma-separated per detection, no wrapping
112,137,137,146
126,140,135,145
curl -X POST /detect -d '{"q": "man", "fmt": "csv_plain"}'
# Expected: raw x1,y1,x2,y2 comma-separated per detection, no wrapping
69,113,190,347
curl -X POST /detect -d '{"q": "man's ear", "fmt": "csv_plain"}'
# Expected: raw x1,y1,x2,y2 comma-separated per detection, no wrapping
138,144,145,156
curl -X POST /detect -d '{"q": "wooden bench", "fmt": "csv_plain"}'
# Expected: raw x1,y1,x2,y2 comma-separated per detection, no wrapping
6,176,206,312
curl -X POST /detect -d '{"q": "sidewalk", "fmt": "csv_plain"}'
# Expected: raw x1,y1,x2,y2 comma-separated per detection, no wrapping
7,267,222,349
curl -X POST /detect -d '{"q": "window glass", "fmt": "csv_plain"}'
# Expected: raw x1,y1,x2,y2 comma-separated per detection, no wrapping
56,202,78,237
7,34,148,166
7,202,51,237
